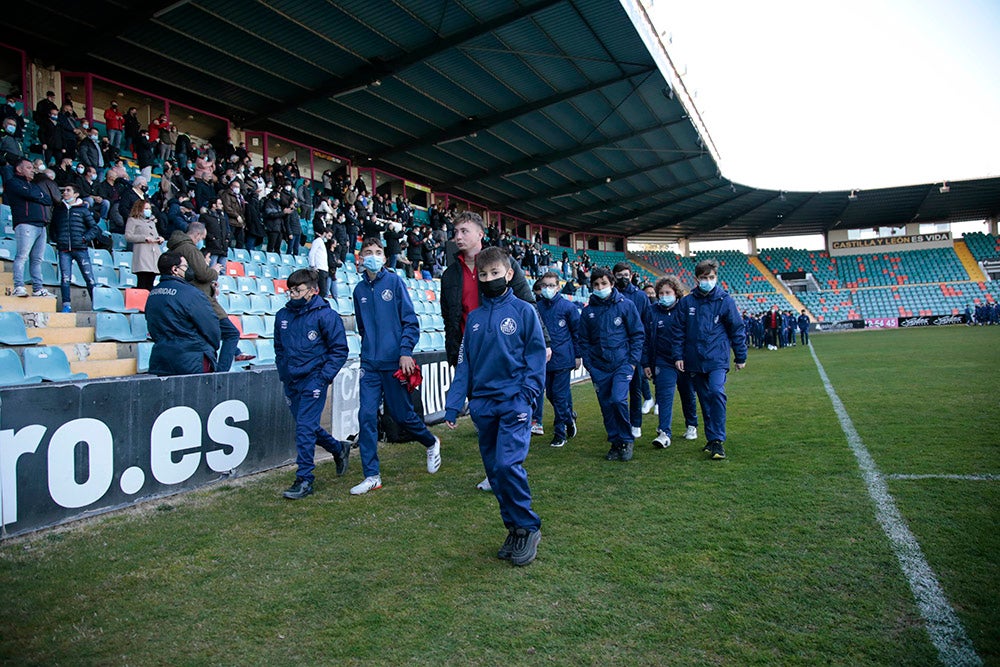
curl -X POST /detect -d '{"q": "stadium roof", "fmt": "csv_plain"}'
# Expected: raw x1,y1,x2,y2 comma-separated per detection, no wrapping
7,0,1000,242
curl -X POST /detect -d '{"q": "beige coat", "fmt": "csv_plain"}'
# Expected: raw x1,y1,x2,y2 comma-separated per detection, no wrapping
124,216,163,274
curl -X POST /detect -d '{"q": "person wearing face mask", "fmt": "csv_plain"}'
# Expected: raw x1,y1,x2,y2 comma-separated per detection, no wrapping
612,262,654,436
145,252,221,376
125,199,164,290
578,267,645,462
443,247,546,566
643,275,699,449
534,272,582,448
308,229,333,297
200,197,231,267
49,183,101,312
133,130,155,181
348,238,442,496
762,305,781,350
220,178,247,248
77,128,104,172
0,116,25,164
274,268,351,500
671,259,747,461
56,104,78,161
103,101,124,151
166,221,240,372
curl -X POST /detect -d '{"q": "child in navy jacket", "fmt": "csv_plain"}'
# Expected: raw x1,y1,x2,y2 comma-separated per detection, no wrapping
350,237,441,496
671,259,747,460
535,271,582,448
275,269,351,499
643,275,699,448
445,247,546,566
578,267,645,462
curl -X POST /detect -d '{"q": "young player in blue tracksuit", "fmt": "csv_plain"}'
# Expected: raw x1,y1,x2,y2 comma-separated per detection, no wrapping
535,271,582,448
797,310,811,344
643,275,698,449
671,259,747,460
445,247,546,566
613,262,652,436
275,268,351,499
579,267,645,462
350,237,441,496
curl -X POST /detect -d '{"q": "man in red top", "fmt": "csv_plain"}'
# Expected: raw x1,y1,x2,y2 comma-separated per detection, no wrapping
103,101,124,151
147,113,168,142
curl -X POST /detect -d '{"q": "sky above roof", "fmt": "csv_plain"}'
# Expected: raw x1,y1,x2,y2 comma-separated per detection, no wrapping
648,0,1000,192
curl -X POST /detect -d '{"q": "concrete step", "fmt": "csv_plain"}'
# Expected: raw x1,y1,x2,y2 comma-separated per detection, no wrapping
0,295,57,312
69,358,137,379
26,326,95,345
19,312,78,328
59,342,123,362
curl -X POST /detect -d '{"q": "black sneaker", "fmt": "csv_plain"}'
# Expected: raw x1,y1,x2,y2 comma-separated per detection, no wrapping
707,440,727,460
509,528,541,566
620,441,634,462
566,419,577,439
497,529,515,560
549,437,566,448
334,440,350,476
283,478,313,499
605,444,621,461
702,442,712,453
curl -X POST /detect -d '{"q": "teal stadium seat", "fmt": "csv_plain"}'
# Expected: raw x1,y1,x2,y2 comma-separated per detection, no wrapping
0,312,42,345
0,349,44,386
93,286,138,313
94,313,147,342
22,346,88,382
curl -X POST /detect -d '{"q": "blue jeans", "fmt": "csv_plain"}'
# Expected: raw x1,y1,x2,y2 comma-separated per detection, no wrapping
107,129,122,151
59,249,96,307
13,224,47,290
216,316,240,372
357,368,436,478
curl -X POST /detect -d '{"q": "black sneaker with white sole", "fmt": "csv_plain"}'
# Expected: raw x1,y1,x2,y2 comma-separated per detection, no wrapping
283,477,313,499
509,528,541,566
497,529,515,560
334,440,350,475
549,437,566,448
605,444,621,461
620,441,634,462
566,419,577,439
707,440,726,460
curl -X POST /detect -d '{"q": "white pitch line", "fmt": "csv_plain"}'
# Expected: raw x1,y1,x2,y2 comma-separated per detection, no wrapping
808,344,982,667
888,474,1000,482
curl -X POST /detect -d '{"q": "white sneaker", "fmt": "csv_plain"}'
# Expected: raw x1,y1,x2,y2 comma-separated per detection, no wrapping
653,404,659,415
530,422,544,436
476,476,492,491
684,426,698,440
631,426,642,439
33,288,54,298
350,475,382,495
426,437,441,474
11,286,27,297
652,430,671,448
641,398,654,414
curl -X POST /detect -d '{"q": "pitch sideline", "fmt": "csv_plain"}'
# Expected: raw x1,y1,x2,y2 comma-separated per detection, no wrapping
808,343,982,667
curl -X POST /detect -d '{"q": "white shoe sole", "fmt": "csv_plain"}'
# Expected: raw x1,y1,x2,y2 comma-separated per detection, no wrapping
426,438,441,474
476,477,492,491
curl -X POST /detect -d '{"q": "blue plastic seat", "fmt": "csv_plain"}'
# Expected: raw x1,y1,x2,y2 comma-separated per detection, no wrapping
0,349,43,386
430,331,445,351
113,251,133,270
227,292,250,315
294,255,308,267
254,338,276,364
233,248,249,263
258,263,274,279
255,278,274,295
0,312,42,345
22,346,88,381
236,276,257,295
266,252,281,266
336,297,353,315
111,233,127,251
131,313,150,340
115,269,138,289
334,282,351,299
245,295,268,315
267,295,285,314
92,264,118,287
250,250,265,264
241,315,266,338
95,312,147,342
244,261,261,278
281,254,295,266
217,275,237,293
42,244,57,263
136,342,154,373
230,339,257,371
346,333,361,358
42,261,60,286
93,286,138,313
0,238,17,259
260,315,276,337
88,248,114,268
275,265,293,279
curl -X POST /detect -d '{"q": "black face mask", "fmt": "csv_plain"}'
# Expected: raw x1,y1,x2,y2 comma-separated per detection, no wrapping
615,277,629,290
184,267,196,282
479,277,508,299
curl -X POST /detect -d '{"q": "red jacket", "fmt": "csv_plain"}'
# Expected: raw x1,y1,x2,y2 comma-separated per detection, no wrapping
103,107,124,131
148,118,168,141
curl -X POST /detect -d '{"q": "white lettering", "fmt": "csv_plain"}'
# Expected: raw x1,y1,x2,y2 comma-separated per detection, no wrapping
150,407,202,484
47,419,114,509
205,400,250,472
0,425,46,526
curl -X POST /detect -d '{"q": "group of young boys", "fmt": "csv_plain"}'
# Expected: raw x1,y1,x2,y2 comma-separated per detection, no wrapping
274,236,747,568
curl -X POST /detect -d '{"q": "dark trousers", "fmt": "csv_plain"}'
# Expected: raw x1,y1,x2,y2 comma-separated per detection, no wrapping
471,395,540,531
628,364,644,428
357,368,436,478
654,364,698,436
799,328,809,345
591,366,634,445
690,369,729,443
286,382,341,483
58,249,95,307
216,316,240,372
136,272,156,291
266,231,282,253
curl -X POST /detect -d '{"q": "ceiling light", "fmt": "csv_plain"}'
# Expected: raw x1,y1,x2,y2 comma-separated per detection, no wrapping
605,177,612,183
848,190,858,201
778,191,786,201
939,181,950,194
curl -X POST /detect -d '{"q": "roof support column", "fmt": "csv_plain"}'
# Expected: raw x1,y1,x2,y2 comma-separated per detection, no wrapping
747,236,758,256
677,238,690,257
987,215,998,236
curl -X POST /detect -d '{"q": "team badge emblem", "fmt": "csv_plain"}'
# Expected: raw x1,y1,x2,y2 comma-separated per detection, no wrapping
500,317,517,335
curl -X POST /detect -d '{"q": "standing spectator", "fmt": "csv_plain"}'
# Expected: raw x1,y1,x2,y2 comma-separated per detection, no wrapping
349,237,442,496
296,179,314,225
39,106,62,166
1,159,54,297
762,305,780,350
55,104,79,161
33,90,58,136
146,253,221,376
200,197,231,266
308,229,333,297
578,267,644,462
671,259,747,461
797,310,811,345
244,186,265,252
383,221,403,269
221,179,247,249
103,101,124,150
262,188,286,253
77,126,104,172
124,199,164,290
49,183,101,312
1,116,24,163
274,269,351,500
148,113,168,144
174,130,192,168
123,107,141,153
159,123,178,164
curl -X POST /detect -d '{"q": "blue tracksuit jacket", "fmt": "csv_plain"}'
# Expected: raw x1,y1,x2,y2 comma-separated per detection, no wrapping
797,314,810,332
670,286,747,373
619,281,651,328
644,301,683,368
578,289,644,376
353,267,419,371
536,293,581,372
146,275,222,375
444,288,546,422
274,294,348,390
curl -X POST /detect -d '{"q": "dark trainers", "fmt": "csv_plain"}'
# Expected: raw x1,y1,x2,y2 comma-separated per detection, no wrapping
707,440,727,460
283,478,313,499
702,442,713,453
566,419,578,439
605,444,622,461
549,437,566,448
334,440,350,476
497,529,515,560
620,441,634,462
509,528,541,566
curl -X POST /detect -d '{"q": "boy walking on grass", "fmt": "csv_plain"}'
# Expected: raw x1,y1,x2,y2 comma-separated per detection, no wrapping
275,269,351,499
534,271,582,448
445,247,547,566
350,237,442,496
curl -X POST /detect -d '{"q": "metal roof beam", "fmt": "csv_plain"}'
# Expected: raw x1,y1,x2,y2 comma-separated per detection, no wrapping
536,175,714,222
244,0,565,126
577,184,727,232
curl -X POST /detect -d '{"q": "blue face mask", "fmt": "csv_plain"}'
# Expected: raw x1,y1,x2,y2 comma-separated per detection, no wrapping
698,278,717,293
362,255,384,273
593,287,612,299
540,286,558,300
658,295,676,308
196,240,205,250
4,125,14,134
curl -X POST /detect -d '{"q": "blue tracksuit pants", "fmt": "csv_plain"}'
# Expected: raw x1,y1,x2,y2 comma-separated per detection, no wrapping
690,369,729,443
533,370,575,431
470,395,541,530
358,368,436,478
654,365,698,437
629,366,644,428
591,366,634,445
286,382,341,483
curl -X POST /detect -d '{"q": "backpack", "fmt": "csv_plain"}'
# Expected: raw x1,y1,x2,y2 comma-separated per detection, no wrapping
378,389,425,443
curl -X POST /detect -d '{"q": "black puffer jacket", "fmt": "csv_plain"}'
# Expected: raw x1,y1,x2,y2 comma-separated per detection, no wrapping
49,199,102,251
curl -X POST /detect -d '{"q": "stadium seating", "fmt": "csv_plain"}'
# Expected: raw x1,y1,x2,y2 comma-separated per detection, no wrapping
0,349,44,386
22,347,89,382
0,312,42,345
94,313,147,343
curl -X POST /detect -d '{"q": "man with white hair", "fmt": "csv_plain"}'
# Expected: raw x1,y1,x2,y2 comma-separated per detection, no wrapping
117,175,148,226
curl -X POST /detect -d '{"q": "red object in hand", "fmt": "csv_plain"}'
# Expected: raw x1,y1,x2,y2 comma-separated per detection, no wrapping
392,364,423,393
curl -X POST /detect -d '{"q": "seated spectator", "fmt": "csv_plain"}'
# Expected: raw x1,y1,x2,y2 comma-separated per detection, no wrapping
146,252,221,376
